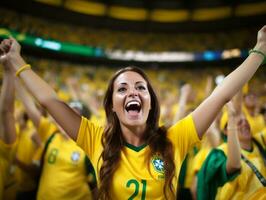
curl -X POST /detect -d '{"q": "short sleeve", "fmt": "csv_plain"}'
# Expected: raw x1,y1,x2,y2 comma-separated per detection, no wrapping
167,114,200,160
76,116,104,160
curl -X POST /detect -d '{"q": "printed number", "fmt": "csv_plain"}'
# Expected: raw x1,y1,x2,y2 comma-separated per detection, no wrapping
126,179,147,200
47,148,59,164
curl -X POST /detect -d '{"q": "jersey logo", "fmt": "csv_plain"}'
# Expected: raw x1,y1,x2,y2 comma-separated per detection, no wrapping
71,151,80,163
151,155,165,174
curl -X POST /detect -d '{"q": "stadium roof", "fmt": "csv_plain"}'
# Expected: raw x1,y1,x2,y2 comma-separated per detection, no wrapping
1,0,266,32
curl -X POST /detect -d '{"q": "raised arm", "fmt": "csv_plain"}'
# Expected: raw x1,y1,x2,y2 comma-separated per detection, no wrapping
225,102,241,174
15,79,42,128
0,38,81,140
192,25,266,138
0,43,16,143
173,83,191,123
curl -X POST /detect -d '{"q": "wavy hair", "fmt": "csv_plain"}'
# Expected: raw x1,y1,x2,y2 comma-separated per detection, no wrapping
98,66,175,199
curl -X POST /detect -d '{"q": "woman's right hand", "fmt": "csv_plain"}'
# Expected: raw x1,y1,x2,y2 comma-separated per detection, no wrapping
0,37,21,64
254,25,266,54
0,37,24,71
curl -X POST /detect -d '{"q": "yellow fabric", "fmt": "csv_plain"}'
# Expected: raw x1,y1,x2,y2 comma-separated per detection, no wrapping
37,134,93,200
15,124,37,191
57,89,71,102
220,108,265,135
243,107,265,136
192,147,211,175
32,117,58,164
0,139,17,200
215,143,266,200
38,117,58,142
247,187,266,200
253,128,266,147
76,114,200,199
36,118,93,200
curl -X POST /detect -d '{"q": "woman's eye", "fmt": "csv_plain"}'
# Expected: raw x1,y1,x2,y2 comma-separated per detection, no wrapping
118,87,126,92
137,85,146,90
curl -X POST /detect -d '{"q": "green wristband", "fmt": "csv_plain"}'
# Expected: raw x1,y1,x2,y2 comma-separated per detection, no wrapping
249,49,266,65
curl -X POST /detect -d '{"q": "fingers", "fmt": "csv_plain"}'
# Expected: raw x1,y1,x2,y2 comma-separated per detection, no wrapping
2,39,11,53
0,38,12,53
260,25,266,32
0,46,5,55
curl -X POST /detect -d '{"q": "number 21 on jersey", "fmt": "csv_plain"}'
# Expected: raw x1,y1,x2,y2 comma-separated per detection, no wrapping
126,179,147,200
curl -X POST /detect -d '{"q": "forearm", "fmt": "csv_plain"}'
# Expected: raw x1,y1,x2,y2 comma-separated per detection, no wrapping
0,71,16,143
173,94,188,122
192,53,264,138
226,121,241,173
0,72,15,113
15,79,42,128
6,55,58,107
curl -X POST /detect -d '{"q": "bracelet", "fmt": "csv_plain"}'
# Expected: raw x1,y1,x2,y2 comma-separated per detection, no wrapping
249,49,266,65
15,64,31,77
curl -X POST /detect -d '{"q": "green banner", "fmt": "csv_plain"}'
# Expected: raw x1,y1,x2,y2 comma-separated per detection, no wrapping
0,27,104,57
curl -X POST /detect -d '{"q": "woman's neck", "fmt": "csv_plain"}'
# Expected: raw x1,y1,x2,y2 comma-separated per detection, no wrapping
120,124,146,147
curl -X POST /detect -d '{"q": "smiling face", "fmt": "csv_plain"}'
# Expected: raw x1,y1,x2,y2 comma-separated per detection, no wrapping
112,71,151,128
244,93,258,109
237,115,252,141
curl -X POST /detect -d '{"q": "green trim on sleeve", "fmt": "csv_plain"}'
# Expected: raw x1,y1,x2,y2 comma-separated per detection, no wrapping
197,149,240,200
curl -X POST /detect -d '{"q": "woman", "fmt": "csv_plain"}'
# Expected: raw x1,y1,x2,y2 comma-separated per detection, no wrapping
14,79,96,200
197,104,266,200
0,25,265,199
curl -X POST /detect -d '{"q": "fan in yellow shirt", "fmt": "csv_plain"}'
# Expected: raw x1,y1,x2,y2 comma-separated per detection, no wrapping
15,77,96,200
34,116,96,200
197,104,266,200
77,114,199,199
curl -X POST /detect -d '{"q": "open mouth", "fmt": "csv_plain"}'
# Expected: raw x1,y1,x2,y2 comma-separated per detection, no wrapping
125,101,141,113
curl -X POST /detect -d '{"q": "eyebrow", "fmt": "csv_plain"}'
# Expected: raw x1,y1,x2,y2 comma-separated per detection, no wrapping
117,81,146,85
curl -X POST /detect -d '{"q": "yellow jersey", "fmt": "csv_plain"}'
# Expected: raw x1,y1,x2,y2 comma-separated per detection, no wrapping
36,117,94,200
77,114,200,199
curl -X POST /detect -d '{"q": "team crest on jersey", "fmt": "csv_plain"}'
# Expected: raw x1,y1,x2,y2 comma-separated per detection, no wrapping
151,155,165,174
71,151,80,163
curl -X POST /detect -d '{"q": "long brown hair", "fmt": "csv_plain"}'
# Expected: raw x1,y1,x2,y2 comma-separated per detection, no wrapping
98,66,175,199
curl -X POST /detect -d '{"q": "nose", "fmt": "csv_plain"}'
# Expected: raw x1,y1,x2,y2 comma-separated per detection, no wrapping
128,87,138,97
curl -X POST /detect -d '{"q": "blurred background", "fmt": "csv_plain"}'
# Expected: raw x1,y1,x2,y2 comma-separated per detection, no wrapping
1,0,266,123
1,1,266,199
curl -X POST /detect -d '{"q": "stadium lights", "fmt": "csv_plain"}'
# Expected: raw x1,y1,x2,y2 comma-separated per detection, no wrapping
35,38,61,51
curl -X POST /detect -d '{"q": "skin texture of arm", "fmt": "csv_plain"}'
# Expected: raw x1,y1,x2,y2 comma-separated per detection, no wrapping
15,79,42,128
0,62,16,144
0,38,81,140
192,25,266,138
226,102,241,174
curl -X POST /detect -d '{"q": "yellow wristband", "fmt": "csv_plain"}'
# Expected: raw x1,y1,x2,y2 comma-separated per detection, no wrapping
15,64,31,77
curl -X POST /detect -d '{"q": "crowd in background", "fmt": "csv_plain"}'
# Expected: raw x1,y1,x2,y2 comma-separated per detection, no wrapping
0,8,257,52
0,6,266,200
